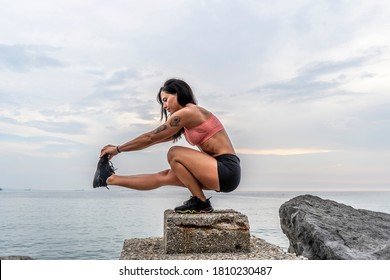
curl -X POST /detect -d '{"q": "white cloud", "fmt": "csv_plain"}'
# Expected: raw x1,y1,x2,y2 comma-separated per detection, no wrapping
236,148,333,156
0,44,65,71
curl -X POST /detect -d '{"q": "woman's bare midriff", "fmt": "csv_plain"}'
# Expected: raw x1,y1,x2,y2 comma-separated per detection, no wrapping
198,130,236,157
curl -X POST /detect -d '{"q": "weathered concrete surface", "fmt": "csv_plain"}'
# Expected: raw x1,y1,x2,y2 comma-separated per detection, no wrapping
120,236,306,260
164,209,250,254
279,194,390,260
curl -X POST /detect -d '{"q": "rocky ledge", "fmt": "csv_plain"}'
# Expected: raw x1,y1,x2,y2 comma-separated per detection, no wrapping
279,194,390,260
120,236,305,260
120,209,305,260
0,256,33,260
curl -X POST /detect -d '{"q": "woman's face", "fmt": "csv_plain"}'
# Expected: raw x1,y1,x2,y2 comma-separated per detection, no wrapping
160,91,182,114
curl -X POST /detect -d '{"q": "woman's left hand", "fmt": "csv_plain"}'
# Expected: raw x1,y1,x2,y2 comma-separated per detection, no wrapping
100,144,119,160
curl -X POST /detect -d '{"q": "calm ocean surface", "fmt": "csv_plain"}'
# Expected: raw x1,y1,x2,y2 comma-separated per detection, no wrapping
1,189,390,260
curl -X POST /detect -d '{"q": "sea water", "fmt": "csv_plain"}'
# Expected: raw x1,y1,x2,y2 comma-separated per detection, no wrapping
1,189,389,260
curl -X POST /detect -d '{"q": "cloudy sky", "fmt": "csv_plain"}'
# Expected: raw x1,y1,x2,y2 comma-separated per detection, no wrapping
1,0,390,191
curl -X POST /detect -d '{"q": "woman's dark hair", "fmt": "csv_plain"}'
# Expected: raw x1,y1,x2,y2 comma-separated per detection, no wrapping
157,78,197,142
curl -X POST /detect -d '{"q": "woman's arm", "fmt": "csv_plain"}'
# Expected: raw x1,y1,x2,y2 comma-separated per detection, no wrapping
118,122,177,151
100,112,186,159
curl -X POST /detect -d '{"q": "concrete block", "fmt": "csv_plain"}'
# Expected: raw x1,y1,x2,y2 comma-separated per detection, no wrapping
163,209,250,254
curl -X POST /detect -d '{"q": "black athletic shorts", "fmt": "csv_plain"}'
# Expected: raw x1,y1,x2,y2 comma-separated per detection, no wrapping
215,154,241,193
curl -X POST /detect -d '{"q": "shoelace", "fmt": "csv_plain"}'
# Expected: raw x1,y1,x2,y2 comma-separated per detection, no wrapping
107,160,117,173
184,196,212,205
102,160,117,190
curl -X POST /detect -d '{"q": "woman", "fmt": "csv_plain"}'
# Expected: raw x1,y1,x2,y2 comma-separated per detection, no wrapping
93,79,241,213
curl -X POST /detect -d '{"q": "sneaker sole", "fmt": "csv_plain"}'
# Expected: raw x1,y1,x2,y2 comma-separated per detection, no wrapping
93,156,110,188
93,169,100,188
175,208,214,214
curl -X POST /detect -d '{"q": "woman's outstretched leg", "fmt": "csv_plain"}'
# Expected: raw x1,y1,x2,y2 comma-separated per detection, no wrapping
107,169,185,190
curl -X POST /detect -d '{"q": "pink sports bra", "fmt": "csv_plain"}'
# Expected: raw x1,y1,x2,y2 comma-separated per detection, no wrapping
184,113,224,146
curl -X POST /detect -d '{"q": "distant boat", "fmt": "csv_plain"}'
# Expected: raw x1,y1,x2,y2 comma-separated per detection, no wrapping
0,188,3,191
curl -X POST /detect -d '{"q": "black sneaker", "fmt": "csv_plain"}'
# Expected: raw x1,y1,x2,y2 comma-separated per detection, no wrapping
174,196,214,214
93,154,116,189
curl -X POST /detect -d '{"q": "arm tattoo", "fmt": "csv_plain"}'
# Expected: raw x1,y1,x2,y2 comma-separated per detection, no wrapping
153,124,167,134
170,116,181,127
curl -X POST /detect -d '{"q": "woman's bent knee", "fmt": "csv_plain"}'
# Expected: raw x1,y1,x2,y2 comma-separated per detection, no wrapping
167,146,185,162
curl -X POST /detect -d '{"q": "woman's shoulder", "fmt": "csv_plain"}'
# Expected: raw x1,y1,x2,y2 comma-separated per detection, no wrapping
181,104,212,125
185,103,210,115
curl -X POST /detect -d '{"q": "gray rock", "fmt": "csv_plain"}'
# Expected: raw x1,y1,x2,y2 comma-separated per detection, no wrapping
164,209,250,254
279,194,390,260
0,256,34,260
